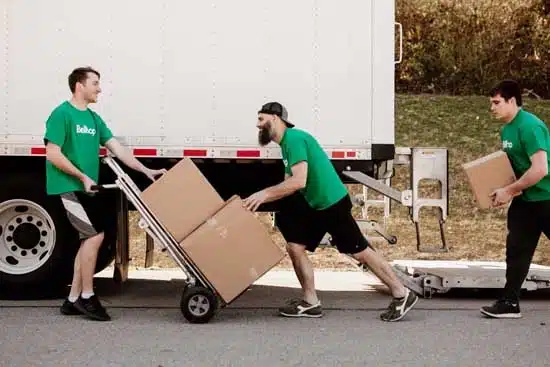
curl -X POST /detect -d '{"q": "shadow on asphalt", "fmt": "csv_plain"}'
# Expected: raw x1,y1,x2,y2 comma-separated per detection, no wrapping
2,276,549,306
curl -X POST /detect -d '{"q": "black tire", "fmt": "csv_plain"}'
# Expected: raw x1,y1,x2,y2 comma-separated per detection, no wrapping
0,173,116,300
180,286,219,324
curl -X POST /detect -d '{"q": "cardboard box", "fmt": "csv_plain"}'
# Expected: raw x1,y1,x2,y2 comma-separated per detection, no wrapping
462,150,517,209
140,158,225,242
180,195,285,304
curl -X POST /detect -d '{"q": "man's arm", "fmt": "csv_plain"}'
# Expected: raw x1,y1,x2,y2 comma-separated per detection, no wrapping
504,123,549,196
504,149,548,196
104,138,166,181
46,142,86,182
242,162,307,212
263,162,308,203
95,113,149,173
104,138,148,173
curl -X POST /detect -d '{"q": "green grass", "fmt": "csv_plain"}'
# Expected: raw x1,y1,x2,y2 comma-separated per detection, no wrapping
128,94,550,269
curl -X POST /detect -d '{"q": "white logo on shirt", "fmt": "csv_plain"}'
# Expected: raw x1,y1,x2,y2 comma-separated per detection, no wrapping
76,125,96,136
502,140,513,149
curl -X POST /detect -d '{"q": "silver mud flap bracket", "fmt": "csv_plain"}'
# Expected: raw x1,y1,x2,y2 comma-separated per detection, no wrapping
343,147,449,253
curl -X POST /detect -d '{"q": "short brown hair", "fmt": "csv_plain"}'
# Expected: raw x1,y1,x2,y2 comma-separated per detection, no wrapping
490,80,523,107
68,67,100,93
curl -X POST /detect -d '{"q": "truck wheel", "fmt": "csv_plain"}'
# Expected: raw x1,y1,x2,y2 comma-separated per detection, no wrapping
0,173,116,299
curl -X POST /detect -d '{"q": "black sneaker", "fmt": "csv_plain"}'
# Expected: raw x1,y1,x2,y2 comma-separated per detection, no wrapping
279,298,323,318
74,295,111,321
60,299,82,316
380,288,418,322
480,299,521,319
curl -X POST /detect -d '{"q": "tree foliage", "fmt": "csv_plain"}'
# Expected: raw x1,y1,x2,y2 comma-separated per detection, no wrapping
396,0,550,98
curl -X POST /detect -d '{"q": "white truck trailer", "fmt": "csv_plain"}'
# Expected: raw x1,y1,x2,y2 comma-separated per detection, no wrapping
1,0,548,299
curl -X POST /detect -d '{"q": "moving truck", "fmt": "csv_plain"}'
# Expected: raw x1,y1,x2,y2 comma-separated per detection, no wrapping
0,0,456,298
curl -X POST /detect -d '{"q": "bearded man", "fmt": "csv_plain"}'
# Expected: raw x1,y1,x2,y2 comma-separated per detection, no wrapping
243,102,419,322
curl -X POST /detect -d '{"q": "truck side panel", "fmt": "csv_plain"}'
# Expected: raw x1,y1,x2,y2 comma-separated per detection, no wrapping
1,0,394,154
372,0,396,148
0,1,6,127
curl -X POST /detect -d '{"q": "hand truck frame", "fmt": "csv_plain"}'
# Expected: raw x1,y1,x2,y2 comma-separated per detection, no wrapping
94,154,225,323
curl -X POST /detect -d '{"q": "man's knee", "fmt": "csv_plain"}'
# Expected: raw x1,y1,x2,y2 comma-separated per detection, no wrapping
350,246,374,262
82,231,105,248
286,242,307,257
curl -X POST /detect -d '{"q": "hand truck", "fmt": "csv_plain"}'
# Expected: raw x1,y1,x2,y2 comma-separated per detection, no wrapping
92,155,225,324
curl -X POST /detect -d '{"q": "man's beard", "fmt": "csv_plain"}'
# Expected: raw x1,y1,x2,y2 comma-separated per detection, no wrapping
258,123,273,146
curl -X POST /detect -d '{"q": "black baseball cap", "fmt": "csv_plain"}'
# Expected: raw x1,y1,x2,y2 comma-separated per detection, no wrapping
258,102,295,128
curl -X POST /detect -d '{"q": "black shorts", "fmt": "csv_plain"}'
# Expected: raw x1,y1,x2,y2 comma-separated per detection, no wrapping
274,194,370,254
60,191,105,240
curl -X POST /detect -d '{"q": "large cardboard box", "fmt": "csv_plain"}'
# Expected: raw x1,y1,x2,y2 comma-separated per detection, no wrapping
140,158,225,242
462,150,517,209
180,195,285,304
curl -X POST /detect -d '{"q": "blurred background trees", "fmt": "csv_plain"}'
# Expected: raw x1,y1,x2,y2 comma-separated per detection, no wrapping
396,0,550,98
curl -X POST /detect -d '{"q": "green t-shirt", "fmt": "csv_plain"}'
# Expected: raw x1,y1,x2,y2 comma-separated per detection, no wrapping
44,101,113,195
280,128,348,210
501,108,550,201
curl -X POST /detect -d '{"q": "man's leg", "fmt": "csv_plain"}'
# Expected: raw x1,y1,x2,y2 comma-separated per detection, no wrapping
277,241,323,317
60,245,84,315
351,248,418,321
328,195,418,322
60,192,111,321
481,198,540,318
79,232,104,295
352,248,406,298
274,198,325,318
286,242,319,305
69,247,82,299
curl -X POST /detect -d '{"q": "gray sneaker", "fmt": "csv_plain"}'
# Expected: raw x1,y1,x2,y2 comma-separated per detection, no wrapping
380,288,418,322
279,298,323,318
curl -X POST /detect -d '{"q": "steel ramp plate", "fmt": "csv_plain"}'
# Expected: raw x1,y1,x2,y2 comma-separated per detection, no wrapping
391,260,550,292
392,260,550,277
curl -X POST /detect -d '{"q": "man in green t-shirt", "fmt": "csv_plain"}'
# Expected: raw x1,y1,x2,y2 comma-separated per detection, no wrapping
481,80,550,319
243,102,418,322
44,67,166,321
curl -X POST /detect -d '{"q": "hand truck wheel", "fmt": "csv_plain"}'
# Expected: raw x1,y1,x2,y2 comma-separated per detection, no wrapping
180,285,218,324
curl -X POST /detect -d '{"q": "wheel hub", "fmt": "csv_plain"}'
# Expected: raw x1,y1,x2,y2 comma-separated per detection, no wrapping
12,221,41,250
188,295,210,316
0,200,56,275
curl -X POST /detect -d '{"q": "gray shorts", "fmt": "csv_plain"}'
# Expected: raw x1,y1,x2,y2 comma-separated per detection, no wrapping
60,191,104,240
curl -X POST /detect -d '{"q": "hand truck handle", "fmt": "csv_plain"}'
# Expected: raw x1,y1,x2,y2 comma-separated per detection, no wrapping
90,184,118,191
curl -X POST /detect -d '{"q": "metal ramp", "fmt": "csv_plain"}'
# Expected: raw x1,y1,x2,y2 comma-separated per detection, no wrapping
390,260,550,298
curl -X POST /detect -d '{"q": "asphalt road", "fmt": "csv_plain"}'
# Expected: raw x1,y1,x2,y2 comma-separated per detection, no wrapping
2,307,549,367
2,269,550,366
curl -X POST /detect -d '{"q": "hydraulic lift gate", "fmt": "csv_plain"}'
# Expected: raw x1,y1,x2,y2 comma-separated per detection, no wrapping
391,260,550,298
341,147,550,298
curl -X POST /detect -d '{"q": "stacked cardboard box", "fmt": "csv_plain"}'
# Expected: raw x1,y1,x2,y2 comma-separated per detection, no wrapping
462,150,518,209
139,158,285,303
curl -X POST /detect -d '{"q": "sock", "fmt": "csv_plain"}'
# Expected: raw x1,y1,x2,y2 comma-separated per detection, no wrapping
395,288,409,300
81,291,94,299
68,295,78,303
